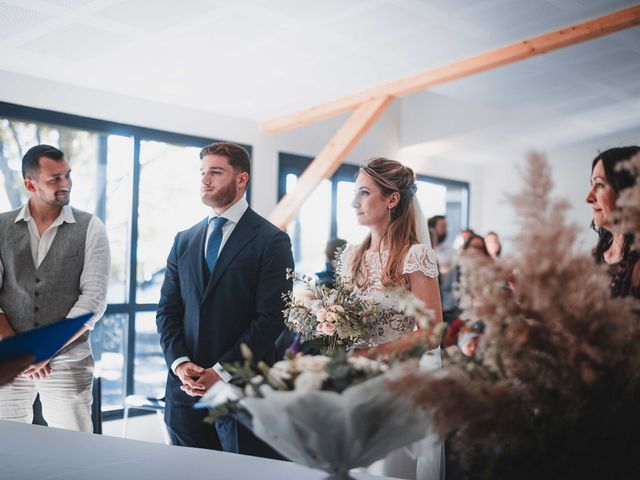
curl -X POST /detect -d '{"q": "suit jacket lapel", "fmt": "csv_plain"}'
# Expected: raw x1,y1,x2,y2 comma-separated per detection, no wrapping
203,209,259,299
188,218,209,299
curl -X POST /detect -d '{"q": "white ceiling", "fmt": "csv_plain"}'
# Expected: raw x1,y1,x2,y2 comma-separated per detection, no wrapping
0,0,639,156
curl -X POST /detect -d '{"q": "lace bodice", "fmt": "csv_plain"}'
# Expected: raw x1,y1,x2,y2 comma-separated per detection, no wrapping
339,243,439,344
340,243,438,292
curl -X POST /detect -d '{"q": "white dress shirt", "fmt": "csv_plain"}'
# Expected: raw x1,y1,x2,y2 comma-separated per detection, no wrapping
203,196,249,260
171,196,249,381
0,203,110,330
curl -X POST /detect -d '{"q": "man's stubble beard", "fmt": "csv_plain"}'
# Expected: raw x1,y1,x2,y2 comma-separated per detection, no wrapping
38,188,70,207
204,180,238,209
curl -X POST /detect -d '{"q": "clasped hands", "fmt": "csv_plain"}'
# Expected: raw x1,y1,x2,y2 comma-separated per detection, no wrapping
175,361,221,397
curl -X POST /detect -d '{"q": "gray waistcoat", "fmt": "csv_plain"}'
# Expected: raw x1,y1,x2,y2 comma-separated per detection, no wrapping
0,207,91,351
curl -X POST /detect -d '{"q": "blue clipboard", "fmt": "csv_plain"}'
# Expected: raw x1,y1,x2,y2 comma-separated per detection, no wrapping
0,313,92,363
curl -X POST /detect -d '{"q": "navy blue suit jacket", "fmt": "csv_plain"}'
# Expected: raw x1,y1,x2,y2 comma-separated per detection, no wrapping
156,208,294,416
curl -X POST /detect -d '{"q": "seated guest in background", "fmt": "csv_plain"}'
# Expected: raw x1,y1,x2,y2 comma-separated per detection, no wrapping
450,232,491,297
463,233,490,257
485,231,502,258
586,146,640,299
429,215,455,272
0,144,110,432
316,238,347,288
429,215,457,324
453,228,475,253
156,142,293,458
457,321,484,357
428,215,447,248
444,235,492,346
443,315,465,348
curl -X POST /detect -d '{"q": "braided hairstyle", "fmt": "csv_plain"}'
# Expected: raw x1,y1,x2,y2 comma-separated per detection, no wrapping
351,157,419,288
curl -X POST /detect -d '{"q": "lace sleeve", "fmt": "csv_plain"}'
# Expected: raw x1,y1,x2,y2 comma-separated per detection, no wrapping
403,244,439,278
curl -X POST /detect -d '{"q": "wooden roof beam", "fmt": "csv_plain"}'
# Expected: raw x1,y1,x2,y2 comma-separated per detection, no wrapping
267,96,393,230
261,4,640,134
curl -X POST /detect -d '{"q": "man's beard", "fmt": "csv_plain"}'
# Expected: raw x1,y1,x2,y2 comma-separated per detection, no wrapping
437,232,447,244
206,180,237,208
39,189,70,206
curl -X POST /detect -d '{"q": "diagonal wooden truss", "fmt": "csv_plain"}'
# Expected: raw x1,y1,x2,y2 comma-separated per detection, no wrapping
265,5,640,230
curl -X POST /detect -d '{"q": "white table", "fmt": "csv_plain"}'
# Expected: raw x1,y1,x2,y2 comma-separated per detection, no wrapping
0,420,396,480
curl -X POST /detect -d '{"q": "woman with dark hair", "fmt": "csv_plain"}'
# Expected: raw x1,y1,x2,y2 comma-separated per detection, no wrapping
585,146,640,299
463,233,491,258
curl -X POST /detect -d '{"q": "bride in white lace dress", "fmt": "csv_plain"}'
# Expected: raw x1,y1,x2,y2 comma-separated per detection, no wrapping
340,158,444,479
340,157,442,350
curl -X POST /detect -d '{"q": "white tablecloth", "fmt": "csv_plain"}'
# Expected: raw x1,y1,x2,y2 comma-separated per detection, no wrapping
0,420,396,480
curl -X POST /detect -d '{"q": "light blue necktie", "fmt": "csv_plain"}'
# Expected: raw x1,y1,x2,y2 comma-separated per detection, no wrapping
206,216,227,272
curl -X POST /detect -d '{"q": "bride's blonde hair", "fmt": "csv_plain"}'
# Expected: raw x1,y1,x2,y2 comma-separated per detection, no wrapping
351,157,418,288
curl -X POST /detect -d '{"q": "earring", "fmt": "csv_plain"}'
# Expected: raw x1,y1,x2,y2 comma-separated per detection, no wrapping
388,207,392,221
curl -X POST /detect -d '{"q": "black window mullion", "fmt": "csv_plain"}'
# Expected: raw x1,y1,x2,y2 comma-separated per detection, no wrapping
124,137,141,397
330,179,338,239
95,135,108,222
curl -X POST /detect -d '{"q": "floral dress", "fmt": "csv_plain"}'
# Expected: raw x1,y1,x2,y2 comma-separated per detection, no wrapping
339,243,439,344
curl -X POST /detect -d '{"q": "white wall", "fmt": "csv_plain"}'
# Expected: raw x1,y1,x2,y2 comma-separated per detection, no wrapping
397,91,489,234
397,89,640,254
396,148,483,232
478,127,640,254
0,69,400,217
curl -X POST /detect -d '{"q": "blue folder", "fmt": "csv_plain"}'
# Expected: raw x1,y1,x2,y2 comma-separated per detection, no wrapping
0,313,92,363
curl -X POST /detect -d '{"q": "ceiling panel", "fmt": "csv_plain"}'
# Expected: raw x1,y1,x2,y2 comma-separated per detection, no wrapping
0,2,52,41
40,0,98,8
328,2,426,41
100,0,222,31
0,0,637,159
18,22,130,61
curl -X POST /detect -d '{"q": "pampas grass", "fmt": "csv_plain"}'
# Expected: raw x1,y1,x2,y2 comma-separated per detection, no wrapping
390,153,640,480
616,152,640,251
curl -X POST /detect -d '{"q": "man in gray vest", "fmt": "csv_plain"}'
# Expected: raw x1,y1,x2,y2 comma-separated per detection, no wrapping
0,144,110,432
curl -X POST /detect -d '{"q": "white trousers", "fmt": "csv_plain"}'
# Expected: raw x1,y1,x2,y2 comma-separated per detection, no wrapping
0,344,94,432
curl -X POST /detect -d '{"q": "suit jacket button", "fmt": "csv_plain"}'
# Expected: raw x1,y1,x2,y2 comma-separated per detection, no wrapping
34,306,39,312
35,278,40,283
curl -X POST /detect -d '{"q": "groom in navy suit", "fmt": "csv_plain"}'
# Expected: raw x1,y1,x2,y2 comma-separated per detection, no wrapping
156,142,293,457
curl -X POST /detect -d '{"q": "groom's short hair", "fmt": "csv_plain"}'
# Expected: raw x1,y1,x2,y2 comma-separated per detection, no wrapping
200,142,251,177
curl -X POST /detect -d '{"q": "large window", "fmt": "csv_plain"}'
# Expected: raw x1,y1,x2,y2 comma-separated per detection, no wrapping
0,102,251,417
279,153,469,274
136,140,210,303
